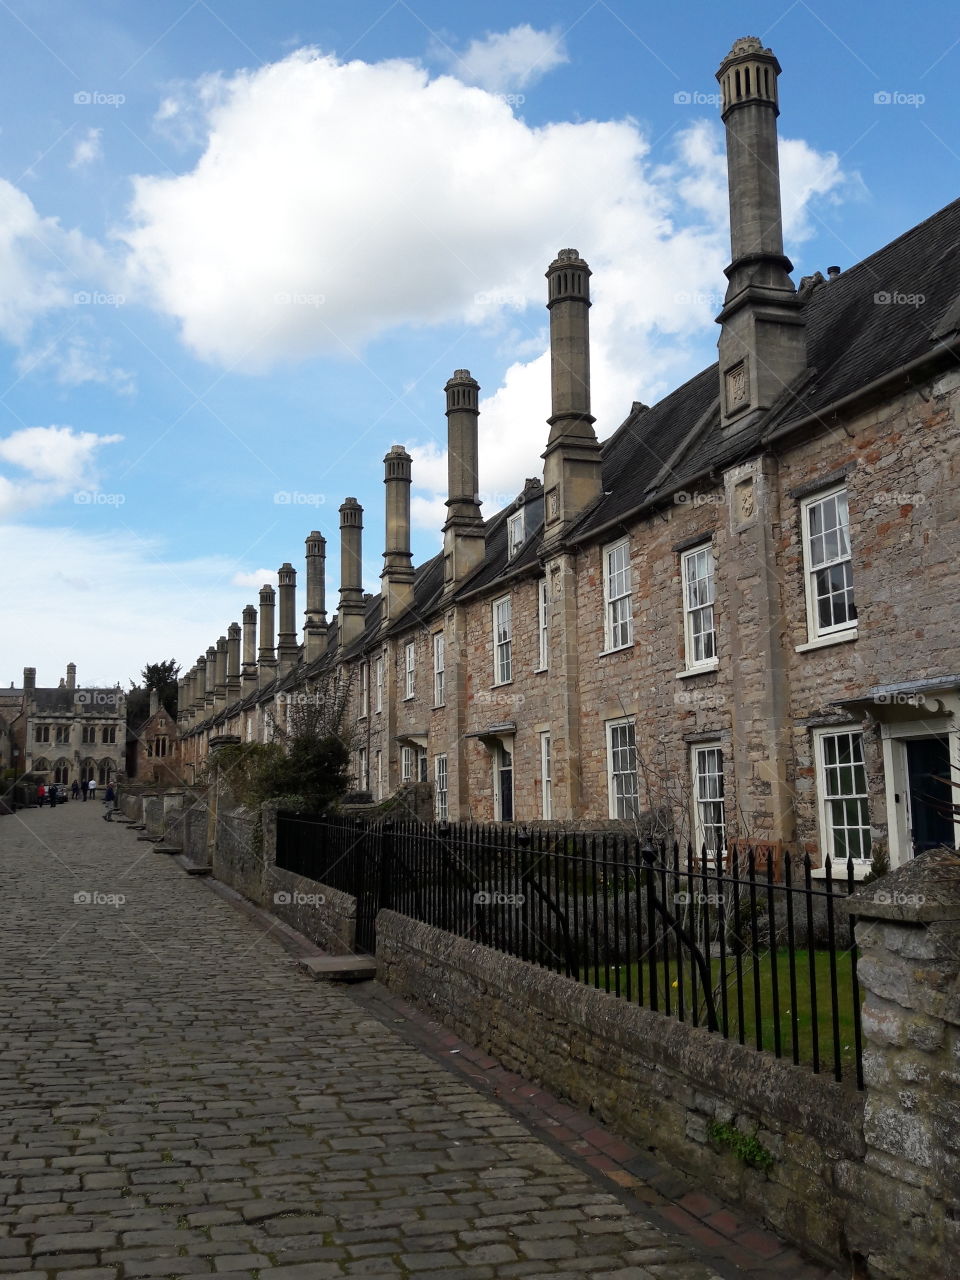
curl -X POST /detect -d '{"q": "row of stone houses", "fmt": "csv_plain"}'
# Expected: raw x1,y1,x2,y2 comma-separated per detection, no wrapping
0,665,126,786
179,36,960,873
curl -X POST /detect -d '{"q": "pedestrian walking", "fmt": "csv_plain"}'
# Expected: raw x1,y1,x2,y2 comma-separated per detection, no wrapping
87,778,96,801
81,778,87,801
36,783,45,807
71,780,80,800
48,784,57,808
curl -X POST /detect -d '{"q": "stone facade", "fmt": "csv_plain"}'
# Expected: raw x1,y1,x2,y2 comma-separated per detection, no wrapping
177,35,960,878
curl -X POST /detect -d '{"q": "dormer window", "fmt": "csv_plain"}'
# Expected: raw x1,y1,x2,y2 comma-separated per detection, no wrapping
507,511,524,558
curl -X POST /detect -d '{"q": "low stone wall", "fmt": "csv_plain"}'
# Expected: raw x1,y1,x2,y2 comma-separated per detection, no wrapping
376,909,862,1269
265,866,357,954
211,806,265,903
143,794,164,839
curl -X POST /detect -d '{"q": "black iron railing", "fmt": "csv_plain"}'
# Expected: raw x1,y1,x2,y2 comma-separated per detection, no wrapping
275,812,864,1088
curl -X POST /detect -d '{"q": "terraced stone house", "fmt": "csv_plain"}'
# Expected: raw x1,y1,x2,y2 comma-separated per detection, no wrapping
180,36,960,873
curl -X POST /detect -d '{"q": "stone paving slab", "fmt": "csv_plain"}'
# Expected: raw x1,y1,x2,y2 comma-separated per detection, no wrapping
0,802,826,1279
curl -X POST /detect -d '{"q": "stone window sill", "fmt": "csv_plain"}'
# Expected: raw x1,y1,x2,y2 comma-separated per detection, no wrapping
795,630,858,654
676,661,719,679
811,862,873,881
599,643,634,658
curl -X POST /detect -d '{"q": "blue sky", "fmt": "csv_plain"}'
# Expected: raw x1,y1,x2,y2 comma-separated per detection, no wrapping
2,0,958,687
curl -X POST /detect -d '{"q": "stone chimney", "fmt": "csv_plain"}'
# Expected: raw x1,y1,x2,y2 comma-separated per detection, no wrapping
204,646,217,709
214,636,228,709
193,656,207,724
338,498,365,650
258,585,278,687
23,667,35,692
442,369,485,593
541,250,602,541
65,663,76,691
381,446,415,624
226,622,242,699
304,532,328,663
277,563,299,677
149,688,159,718
715,37,806,427
241,605,258,695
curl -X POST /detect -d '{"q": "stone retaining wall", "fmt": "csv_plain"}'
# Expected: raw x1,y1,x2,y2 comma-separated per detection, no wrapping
266,866,357,954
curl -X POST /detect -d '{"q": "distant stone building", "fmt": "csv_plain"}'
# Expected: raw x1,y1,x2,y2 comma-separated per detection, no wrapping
178,36,960,874
4,664,125,788
129,691,182,785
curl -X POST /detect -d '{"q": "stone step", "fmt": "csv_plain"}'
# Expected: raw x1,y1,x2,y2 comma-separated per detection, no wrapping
175,855,211,877
297,955,376,983
153,844,182,855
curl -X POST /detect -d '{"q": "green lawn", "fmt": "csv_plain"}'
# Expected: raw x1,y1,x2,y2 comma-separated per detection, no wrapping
587,947,862,1078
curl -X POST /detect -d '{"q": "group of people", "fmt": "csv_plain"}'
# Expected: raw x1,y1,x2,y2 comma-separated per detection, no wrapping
35,780,115,810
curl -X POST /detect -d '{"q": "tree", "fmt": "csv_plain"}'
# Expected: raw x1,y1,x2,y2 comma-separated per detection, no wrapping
127,659,181,726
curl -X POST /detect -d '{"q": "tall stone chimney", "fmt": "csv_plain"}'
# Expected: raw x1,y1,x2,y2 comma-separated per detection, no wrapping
442,370,485,593
241,605,258,695
204,646,217,709
214,636,228,709
338,498,365,650
258,585,278,687
381,446,415,624
226,622,242,699
23,667,35,692
193,656,207,724
277,563,299,677
304,532,328,662
541,250,602,541
715,37,806,427
149,688,159,718
65,663,76,691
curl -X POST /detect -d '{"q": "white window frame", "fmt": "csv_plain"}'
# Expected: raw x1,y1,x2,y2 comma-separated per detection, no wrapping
801,486,857,643
603,539,633,652
401,745,415,782
357,745,368,792
493,738,515,822
493,596,513,685
813,728,872,864
507,510,524,558
537,578,549,671
358,662,369,719
374,654,384,714
433,632,445,707
606,718,639,820
435,754,448,820
681,544,718,671
404,640,415,699
691,743,725,854
540,731,552,820
375,749,383,801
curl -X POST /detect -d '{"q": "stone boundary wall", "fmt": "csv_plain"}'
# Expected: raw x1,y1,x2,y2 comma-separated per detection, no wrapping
211,806,265,904
376,908,863,1269
265,866,356,954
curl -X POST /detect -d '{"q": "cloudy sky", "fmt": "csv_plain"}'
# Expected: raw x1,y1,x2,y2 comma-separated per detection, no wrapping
1,0,957,687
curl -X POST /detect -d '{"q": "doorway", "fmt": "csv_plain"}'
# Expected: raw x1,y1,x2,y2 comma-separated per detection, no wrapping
905,736,955,854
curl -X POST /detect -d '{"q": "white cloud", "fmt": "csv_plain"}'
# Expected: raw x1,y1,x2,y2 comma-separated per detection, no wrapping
69,127,103,169
0,525,273,687
231,568,279,589
440,24,568,92
119,49,852,525
0,425,123,517
17,333,135,394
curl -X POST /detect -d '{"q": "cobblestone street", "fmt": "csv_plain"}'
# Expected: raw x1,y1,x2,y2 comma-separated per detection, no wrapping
0,801,818,1279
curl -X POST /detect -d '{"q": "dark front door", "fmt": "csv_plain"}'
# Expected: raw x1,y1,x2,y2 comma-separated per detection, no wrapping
906,736,955,854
